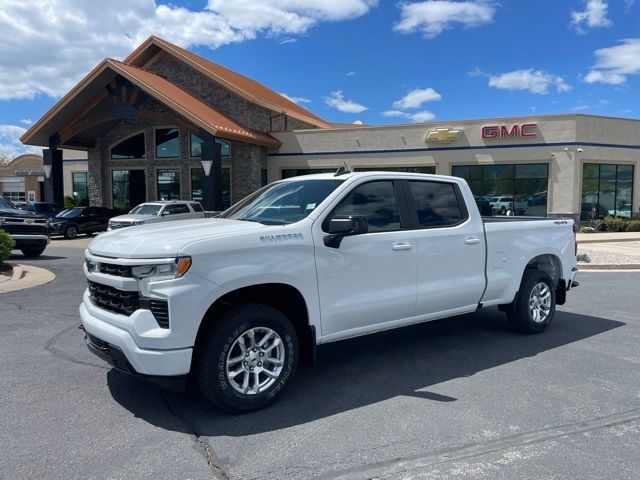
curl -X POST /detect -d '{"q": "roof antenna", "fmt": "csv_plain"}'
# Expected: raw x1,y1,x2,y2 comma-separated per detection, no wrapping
334,162,352,177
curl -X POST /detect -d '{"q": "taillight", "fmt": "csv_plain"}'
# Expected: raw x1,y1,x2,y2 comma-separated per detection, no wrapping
573,223,578,256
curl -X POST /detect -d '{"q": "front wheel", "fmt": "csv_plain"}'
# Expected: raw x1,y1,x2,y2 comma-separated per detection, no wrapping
195,304,298,413
64,225,78,239
507,269,556,333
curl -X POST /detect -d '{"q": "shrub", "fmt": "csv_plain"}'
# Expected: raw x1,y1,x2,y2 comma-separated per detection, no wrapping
0,229,15,264
590,216,640,232
64,196,77,209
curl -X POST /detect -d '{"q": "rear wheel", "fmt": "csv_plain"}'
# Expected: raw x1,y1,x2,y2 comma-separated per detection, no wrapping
507,269,556,334
195,304,298,413
21,247,45,257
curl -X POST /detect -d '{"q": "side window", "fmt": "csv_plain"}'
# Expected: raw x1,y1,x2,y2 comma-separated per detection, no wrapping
174,204,190,214
191,203,203,212
332,181,401,232
163,205,175,215
409,181,464,228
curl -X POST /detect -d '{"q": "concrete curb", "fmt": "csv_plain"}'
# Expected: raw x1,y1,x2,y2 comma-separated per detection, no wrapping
578,263,640,271
578,238,640,244
0,264,55,293
0,264,18,284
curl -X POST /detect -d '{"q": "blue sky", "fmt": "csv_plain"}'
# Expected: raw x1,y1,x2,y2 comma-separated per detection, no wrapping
1,0,639,157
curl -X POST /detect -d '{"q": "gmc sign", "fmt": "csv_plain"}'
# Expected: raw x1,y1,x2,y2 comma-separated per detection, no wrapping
482,123,537,139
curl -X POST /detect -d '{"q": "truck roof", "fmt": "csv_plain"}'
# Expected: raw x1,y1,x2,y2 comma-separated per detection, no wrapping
278,171,462,182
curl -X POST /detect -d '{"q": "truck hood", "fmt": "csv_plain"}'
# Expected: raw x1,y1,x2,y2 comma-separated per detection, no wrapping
109,214,159,223
0,208,43,219
88,218,266,258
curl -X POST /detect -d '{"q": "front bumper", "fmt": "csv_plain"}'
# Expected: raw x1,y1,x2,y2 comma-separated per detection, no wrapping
10,234,50,248
80,301,192,377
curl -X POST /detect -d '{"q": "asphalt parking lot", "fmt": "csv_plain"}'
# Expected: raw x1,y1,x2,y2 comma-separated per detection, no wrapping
1,238,639,480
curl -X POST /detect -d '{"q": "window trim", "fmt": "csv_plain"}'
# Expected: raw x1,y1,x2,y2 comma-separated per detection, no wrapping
154,126,180,159
109,167,147,210
400,179,470,230
110,130,146,160
155,167,182,202
321,179,411,234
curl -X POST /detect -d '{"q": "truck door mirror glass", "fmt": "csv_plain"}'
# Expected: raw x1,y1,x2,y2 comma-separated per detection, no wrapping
324,215,368,248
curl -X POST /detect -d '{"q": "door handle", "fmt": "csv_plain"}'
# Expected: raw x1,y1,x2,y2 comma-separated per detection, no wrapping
392,242,413,251
464,237,481,245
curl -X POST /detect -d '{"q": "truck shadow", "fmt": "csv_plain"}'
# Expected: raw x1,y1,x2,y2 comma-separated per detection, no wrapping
107,308,623,436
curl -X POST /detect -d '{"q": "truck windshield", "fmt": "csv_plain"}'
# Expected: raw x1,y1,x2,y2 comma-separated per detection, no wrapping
0,197,17,209
130,204,162,215
220,179,343,225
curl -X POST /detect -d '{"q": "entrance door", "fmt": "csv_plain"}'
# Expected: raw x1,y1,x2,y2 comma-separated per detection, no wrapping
129,170,146,208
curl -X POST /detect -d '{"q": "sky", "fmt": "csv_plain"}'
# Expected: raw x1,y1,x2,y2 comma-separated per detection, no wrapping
0,0,639,158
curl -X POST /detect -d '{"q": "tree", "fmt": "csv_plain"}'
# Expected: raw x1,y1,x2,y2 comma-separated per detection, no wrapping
0,153,14,165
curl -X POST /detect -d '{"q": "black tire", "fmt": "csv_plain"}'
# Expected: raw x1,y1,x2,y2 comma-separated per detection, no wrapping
500,206,507,215
507,269,556,334
21,247,45,257
64,225,78,239
195,303,298,413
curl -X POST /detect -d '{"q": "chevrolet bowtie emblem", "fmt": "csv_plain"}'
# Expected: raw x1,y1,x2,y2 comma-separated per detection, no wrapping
426,128,461,143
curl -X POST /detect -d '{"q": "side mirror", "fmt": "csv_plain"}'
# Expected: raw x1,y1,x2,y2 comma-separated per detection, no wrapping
161,211,171,216
324,215,368,248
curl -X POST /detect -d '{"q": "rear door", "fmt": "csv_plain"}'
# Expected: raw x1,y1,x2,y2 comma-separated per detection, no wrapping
313,179,417,338
406,179,486,316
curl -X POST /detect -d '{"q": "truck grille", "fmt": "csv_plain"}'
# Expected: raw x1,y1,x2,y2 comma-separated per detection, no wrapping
88,281,139,316
87,280,169,328
1,223,48,235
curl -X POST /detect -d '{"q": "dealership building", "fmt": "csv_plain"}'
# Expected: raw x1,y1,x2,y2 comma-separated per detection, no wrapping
21,36,639,220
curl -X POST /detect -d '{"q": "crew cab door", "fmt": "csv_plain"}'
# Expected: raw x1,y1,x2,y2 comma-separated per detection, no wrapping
313,179,417,338
406,180,486,315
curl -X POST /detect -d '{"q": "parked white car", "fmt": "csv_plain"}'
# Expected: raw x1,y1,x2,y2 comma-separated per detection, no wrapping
81,172,578,413
107,201,205,230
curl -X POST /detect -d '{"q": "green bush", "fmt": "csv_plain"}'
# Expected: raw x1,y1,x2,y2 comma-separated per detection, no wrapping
591,216,640,232
64,196,77,209
0,229,15,264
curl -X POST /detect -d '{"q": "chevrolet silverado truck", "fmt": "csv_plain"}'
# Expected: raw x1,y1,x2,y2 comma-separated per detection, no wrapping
0,196,50,257
80,172,578,412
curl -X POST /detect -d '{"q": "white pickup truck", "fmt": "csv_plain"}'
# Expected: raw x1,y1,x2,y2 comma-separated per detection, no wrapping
80,172,578,412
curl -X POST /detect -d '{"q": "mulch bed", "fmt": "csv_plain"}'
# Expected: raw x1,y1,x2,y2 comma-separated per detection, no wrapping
0,263,13,279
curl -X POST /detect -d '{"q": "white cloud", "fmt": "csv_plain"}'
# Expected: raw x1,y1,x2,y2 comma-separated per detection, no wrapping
394,1,497,39
382,109,436,122
583,38,640,85
0,125,40,158
20,119,33,126
488,69,571,94
392,87,441,109
279,92,312,104
0,0,377,100
571,0,612,33
325,90,368,113
346,70,356,76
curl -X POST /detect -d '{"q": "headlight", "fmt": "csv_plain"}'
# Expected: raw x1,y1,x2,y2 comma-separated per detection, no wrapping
131,257,191,280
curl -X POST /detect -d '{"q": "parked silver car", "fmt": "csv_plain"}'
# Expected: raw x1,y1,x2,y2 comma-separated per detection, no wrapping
107,201,205,230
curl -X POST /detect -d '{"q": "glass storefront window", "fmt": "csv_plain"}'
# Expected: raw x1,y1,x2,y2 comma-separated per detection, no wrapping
155,128,179,158
190,134,230,157
111,132,145,159
112,170,130,210
72,172,88,206
452,163,548,216
157,170,180,201
581,163,634,219
191,167,231,209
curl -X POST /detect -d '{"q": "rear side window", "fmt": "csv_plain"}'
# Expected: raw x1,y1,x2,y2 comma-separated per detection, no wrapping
165,204,190,214
332,181,400,232
191,203,203,212
409,181,464,228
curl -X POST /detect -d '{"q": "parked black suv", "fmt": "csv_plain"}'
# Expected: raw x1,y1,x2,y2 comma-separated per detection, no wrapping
0,196,50,257
48,207,113,239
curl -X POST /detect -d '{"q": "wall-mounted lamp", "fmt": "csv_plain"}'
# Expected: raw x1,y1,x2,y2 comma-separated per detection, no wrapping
200,159,213,177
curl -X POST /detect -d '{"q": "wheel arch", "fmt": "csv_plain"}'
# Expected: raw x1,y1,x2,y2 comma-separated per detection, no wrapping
195,282,316,365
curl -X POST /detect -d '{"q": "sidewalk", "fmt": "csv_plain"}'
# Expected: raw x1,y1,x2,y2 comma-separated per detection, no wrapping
576,232,640,270
577,232,640,244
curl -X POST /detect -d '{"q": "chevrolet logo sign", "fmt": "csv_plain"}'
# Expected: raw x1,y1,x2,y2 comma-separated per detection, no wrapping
426,128,461,143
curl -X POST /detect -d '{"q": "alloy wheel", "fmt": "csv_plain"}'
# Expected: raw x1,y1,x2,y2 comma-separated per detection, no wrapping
226,327,285,395
529,282,551,323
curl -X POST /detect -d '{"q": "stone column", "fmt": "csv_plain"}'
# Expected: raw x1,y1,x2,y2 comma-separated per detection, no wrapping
43,144,63,205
